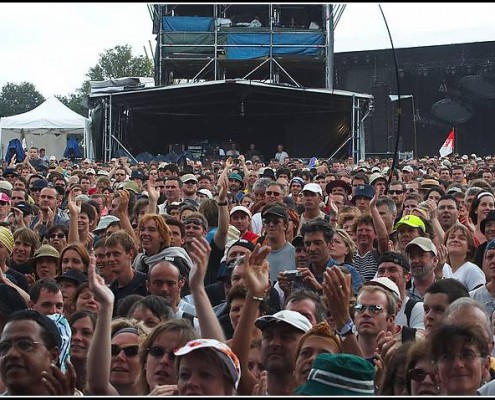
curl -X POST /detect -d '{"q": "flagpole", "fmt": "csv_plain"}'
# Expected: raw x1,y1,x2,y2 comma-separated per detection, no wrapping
453,125,456,155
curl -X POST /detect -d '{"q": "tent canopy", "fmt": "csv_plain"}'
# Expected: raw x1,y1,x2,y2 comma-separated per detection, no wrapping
0,97,89,160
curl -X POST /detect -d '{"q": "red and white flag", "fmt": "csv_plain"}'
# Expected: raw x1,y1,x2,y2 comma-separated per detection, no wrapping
439,128,455,157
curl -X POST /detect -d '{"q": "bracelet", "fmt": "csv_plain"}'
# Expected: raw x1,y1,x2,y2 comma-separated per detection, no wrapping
217,201,228,206
251,295,264,301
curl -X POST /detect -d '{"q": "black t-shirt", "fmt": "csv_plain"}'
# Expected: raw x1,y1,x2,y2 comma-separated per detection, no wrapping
110,270,148,316
205,240,224,287
5,268,29,293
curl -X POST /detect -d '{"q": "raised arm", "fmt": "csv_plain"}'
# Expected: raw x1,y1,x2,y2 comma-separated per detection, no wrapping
188,237,225,341
213,174,230,250
145,174,159,214
66,189,80,244
113,190,139,243
369,193,390,254
230,244,271,395
86,251,119,396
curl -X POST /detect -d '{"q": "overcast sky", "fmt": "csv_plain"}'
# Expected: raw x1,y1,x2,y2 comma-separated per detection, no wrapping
0,2,494,98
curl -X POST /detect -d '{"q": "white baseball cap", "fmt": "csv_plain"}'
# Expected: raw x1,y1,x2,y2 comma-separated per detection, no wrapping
255,310,312,333
229,205,252,218
364,277,400,299
302,183,322,196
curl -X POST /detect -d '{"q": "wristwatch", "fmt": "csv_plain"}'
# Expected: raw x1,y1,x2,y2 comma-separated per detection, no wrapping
336,319,356,340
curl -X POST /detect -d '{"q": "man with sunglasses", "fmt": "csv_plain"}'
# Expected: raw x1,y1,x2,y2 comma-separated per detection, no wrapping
354,278,414,364
386,180,406,220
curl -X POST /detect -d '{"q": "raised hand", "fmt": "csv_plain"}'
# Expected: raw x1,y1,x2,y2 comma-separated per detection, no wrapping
244,243,271,297
67,189,80,217
188,237,211,290
88,249,114,307
146,174,159,203
40,360,77,395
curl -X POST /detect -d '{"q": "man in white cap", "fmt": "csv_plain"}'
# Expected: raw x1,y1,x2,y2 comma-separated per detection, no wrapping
180,173,199,204
297,183,327,234
404,237,440,301
229,205,259,244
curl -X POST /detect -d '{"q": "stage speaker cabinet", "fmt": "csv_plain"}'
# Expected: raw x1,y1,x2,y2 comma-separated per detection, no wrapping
169,143,184,154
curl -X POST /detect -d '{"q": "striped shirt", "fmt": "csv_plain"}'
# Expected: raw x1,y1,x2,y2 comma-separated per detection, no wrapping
353,249,380,282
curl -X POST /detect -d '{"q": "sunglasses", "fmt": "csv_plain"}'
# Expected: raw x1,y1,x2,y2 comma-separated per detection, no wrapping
147,346,176,360
263,217,283,225
388,190,404,195
111,344,139,357
266,191,282,197
354,304,384,314
184,218,205,227
0,201,9,206
408,368,436,382
50,233,66,239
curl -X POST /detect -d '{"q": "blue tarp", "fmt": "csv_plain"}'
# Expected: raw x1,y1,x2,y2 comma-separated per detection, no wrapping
163,16,214,32
226,32,324,59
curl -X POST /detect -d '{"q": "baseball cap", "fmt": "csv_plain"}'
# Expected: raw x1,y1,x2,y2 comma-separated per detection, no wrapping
255,310,312,333
292,235,304,247
290,177,305,187
49,156,57,162
31,179,49,190
351,184,375,202
294,353,375,396
85,168,96,175
0,181,13,192
54,269,88,286
363,277,401,299
369,172,387,185
402,165,414,173
228,238,255,253
405,237,438,256
97,170,109,177
393,214,426,233
378,251,410,271
180,174,198,184
94,215,121,233
302,183,323,196
119,180,140,194
481,210,495,235
197,188,213,199
230,205,252,219
174,339,241,389
261,205,288,220
486,239,495,253
3,168,19,178
0,193,10,203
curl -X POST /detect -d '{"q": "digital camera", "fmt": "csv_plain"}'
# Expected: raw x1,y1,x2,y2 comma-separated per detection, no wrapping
284,269,302,281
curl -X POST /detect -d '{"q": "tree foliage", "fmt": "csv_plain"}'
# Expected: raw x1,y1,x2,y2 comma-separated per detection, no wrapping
85,44,153,85
0,82,44,117
56,93,88,117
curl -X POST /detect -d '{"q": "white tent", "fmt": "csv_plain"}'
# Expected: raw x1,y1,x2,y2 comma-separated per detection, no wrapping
0,97,91,160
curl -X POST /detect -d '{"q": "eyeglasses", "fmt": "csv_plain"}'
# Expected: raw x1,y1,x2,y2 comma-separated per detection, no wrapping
0,201,9,206
147,346,175,360
50,233,66,239
114,173,125,176
408,368,436,382
388,190,404,195
266,191,282,197
354,304,385,314
437,349,482,364
111,344,139,357
184,218,205,228
0,339,44,356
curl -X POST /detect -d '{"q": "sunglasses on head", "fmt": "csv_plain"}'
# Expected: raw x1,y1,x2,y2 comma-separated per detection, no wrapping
184,218,205,227
147,346,176,360
111,344,139,357
354,304,384,314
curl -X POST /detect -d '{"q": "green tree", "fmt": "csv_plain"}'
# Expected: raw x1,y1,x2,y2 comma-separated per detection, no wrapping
85,44,153,84
0,82,44,117
56,93,88,117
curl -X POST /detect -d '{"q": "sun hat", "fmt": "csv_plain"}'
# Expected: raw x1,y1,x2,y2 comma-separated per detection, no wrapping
0,227,14,254
174,338,241,389
294,353,375,396
255,309,312,333
33,244,60,261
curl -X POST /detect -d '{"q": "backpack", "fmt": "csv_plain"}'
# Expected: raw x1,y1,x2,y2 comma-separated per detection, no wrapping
404,297,419,327
5,138,25,164
401,326,417,343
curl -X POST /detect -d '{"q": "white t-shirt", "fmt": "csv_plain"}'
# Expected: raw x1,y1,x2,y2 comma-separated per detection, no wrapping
442,261,486,291
395,296,425,330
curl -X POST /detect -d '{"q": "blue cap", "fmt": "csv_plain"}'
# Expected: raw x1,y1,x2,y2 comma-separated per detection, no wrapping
351,184,375,202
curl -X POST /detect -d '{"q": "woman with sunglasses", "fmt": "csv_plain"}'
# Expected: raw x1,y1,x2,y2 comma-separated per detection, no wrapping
404,339,439,396
87,252,149,395
137,319,197,395
46,224,68,254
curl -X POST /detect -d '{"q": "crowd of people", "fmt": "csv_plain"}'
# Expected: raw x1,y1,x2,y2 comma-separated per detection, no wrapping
1,144,495,395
